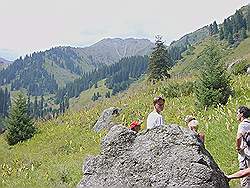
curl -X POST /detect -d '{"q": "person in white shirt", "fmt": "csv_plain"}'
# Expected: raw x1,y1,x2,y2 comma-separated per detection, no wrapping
147,96,165,129
235,106,250,188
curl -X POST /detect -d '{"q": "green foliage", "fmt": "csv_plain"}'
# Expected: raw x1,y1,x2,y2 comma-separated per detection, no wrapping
209,21,219,35
148,36,174,81
161,80,194,98
231,59,250,75
105,91,111,98
0,87,11,117
0,74,249,187
219,27,224,40
240,28,247,40
5,93,36,145
248,5,250,32
195,41,232,108
220,8,248,45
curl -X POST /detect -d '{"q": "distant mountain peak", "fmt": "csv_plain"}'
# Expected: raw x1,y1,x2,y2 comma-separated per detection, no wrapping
0,57,12,64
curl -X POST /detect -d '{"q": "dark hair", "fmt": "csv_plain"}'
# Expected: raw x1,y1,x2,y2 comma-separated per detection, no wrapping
238,106,250,118
153,96,165,105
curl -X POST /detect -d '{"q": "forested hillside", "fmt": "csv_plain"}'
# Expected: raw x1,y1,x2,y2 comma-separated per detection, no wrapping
0,38,153,95
0,4,250,187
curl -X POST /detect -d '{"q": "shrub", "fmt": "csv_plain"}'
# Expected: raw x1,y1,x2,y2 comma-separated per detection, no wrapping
231,59,250,75
161,81,194,98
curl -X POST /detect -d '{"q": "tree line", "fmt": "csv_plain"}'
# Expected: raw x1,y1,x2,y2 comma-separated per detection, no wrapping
0,53,58,96
56,55,149,103
209,9,249,45
0,88,11,117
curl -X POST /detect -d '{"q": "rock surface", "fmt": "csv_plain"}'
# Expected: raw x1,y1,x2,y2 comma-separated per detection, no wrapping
92,107,121,132
78,125,229,188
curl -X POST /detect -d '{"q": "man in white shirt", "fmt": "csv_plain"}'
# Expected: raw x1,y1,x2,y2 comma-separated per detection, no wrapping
235,106,250,188
147,96,165,129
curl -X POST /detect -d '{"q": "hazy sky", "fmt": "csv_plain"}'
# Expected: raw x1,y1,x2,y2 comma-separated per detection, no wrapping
0,0,249,61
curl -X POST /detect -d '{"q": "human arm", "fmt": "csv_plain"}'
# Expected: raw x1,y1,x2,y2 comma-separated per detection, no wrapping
198,132,205,143
236,134,242,151
236,125,243,151
226,168,250,180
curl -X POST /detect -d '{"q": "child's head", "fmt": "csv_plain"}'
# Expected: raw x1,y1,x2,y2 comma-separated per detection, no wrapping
184,115,199,131
188,119,199,131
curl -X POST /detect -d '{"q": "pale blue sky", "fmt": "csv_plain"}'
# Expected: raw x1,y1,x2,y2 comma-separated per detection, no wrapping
0,0,249,61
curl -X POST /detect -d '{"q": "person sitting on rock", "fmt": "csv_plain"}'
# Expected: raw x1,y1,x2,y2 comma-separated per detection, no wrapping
185,115,205,143
129,120,142,133
147,96,165,129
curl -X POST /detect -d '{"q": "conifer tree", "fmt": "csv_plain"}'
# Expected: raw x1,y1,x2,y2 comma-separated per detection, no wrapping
240,28,247,40
228,32,234,45
148,35,174,81
5,93,36,145
247,5,250,32
195,41,232,108
213,21,219,34
27,94,31,115
219,27,224,40
39,95,44,117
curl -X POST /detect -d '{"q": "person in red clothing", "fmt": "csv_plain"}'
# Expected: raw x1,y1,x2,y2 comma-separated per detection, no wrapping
129,120,142,133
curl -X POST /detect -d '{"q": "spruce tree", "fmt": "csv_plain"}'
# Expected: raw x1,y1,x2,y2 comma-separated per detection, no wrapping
212,21,219,34
228,32,234,45
240,28,247,40
219,27,224,40
247,5,250,32
148,35,174,81
5,93,36,145
195,41,232,108
39,95,44,117
34,96,38,118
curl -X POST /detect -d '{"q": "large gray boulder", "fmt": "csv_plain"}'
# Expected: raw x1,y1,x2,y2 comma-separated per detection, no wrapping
78,125,229,188
92,107,121,132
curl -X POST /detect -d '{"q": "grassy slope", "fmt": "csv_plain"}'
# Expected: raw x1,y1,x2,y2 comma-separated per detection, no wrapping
171,34,250,75
43,59,80,88
0,37,250,187
69,79,112,111
225,35,250,63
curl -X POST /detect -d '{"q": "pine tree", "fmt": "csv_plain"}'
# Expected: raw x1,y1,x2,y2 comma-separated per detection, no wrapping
27,94,31,115
39,95,44,117
148,35,174,81
105,91,111,98
34,96,38,118
64,96,69,109
219,27,224,40
247,5,250,32
223,19,229,39
195,41,232,108
209,24,214,35
5,93,36,145
94,83,98,88
240,28,247,40
228,32,234,45
213,21,219,34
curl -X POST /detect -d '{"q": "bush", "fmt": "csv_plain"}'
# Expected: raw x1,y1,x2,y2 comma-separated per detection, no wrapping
161,81,194,98
231,59,250,75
